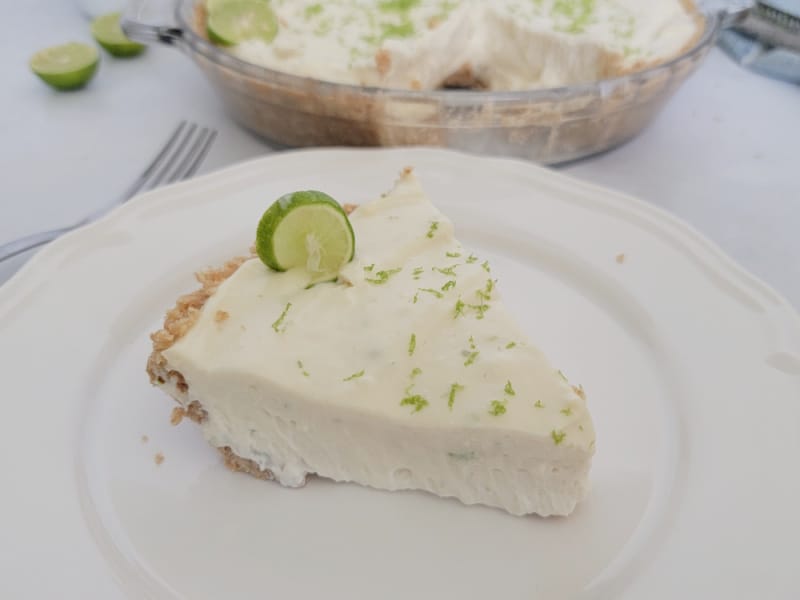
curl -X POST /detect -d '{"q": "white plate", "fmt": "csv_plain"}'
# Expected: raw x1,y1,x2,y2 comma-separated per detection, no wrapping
1,149,798,599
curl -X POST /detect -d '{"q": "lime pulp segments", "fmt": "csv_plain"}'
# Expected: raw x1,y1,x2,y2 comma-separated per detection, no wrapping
207,0,279,46
256,191,355,279
29,43,99,90
91,12,145,57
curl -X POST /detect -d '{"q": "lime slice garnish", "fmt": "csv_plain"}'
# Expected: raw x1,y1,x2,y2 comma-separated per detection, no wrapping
29,43,99,90
91,13,145,57
256,191,355,283
206,0,247,13
207,0,279,46
206,0,269,13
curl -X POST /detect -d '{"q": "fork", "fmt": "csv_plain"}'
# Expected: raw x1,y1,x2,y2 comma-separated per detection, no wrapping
0,121,217,263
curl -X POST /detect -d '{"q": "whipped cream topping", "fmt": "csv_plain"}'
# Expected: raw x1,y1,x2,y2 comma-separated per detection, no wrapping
229,0,700,90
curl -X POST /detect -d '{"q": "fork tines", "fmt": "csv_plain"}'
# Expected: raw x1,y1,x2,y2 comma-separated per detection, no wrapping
122,120,218,201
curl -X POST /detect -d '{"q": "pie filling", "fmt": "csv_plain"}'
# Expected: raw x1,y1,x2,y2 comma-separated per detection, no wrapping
150,169,595,516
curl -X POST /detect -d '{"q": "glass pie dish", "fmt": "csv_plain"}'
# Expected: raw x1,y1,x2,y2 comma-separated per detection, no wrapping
123,0,738,164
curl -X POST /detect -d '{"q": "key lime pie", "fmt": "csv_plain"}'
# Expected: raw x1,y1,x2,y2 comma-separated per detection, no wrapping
203,0,702,90
147,169,595,517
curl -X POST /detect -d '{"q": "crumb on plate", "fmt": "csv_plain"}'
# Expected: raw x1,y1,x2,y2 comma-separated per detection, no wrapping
170,406,187,426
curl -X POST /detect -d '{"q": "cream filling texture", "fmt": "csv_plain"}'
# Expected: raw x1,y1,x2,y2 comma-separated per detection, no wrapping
163,172,595,515
230,0,699,90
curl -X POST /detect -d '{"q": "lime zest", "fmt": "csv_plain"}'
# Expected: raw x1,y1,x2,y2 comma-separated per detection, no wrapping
418,287,443,299
445,251,461,258
441,280,456,292
408,333,416,356
379,0,421,11
365,267,402,284
535,400,545,409
504,381,516,396
464,336,479,366
363,263,375,272
551,430,567,445
481,260,491,273
464,350,479,366
433,265,457,276
454,298,465,318
426,221,439,239
505,341,517,349
304,3,324,18
271,302,292,333
560,407,573,416
467,301,490,320
297,360,310,377
412,266,424,280
400,394,428,413
381,21,415,39
489,400,507,416
473,281,493,309
343,369,365,382
465,254,478,264
404,367,422,395
447,382,464,410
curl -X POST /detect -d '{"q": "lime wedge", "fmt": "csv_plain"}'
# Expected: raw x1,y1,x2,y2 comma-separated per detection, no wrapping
91,13,145,57
207,0,279,46
29,43,99,90
256,191,355,282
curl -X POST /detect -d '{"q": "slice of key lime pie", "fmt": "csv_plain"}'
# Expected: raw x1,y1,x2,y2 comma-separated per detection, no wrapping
148,169,595,517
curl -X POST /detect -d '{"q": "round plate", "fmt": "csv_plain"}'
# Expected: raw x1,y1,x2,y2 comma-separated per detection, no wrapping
1,149,798,599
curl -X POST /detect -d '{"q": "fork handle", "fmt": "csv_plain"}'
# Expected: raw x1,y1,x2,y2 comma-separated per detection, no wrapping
0,224,81,263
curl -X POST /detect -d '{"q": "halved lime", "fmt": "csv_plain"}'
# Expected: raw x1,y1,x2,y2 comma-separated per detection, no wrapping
29,43,99,90
207,0,278,46
91,13,145,57
256,191,355,282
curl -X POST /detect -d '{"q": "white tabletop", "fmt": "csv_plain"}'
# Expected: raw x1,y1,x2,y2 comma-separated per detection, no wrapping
2,1,799,307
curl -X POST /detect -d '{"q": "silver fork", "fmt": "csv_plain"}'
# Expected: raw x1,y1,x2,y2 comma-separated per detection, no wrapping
0,121,217,263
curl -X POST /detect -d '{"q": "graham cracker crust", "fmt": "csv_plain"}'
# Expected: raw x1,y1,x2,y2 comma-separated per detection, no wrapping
147,206,359,480
146,254,264,477
219,446,275,481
